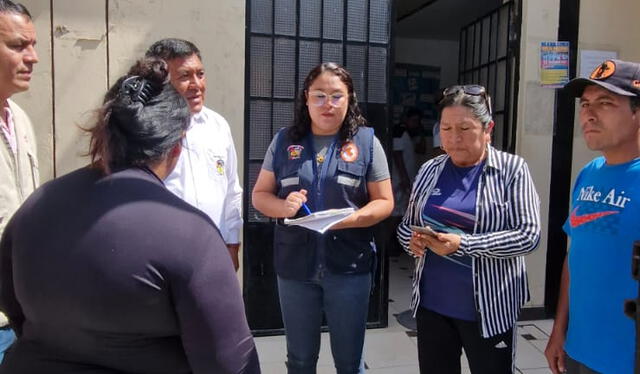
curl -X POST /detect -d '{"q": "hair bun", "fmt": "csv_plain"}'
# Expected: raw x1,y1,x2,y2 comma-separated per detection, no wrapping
120,76,162,105
120,57,168,105
127,57,169,86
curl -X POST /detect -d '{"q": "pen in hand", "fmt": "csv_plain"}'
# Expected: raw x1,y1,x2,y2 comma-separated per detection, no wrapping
302,203,312,215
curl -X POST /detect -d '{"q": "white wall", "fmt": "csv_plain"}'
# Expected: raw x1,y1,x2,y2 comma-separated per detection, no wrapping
12,0,246,181
570,0,640,182
12,0,246,279
394,37,459,89
513,0,562,308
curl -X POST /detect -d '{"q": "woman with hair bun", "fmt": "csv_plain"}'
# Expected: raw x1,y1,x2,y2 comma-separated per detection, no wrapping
0,57,261,373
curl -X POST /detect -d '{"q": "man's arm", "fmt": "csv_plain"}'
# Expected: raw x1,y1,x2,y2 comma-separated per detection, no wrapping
223,124,243,271
545,256,570,374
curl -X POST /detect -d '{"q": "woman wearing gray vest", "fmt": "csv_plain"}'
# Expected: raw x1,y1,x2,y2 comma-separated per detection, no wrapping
252,63,393,374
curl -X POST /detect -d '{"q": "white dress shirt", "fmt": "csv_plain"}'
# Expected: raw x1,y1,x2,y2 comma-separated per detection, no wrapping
164,107,243,244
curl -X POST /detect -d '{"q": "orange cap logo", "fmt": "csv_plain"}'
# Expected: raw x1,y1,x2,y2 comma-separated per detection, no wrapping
633,80,640,88
590,60,616,80
340,142,359,162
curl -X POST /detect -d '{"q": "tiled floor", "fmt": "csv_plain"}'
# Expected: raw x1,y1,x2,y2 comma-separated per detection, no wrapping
255,254,553,373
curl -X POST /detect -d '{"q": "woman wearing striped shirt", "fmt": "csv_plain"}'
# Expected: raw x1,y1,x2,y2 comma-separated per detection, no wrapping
397,85,541,374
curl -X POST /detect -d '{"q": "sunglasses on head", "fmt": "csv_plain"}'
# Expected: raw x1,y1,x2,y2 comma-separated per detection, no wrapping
440,84,493,116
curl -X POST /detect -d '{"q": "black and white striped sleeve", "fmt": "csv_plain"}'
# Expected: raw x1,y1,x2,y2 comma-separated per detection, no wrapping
458,158,541,259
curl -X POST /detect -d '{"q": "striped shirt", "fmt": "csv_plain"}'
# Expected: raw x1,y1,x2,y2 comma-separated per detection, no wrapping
397,145,541,338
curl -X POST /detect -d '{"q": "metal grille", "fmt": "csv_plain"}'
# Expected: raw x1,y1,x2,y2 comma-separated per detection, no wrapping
273,38,296,98
247,162,267,223
346,44,366,102
247,0,391,225
251,0,273,34
347,0,368,42
323,0,344,40
250,37,272,97
274,0,296,36
249,100,272,160
368,46,387,103
369,0,389,44
299,0,321,38
298,40,320,91
458,1,521,152
322,42,343,65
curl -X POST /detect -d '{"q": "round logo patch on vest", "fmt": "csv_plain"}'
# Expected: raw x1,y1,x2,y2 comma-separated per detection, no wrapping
287,145,304,160
590,60,616,80
340,142,359,162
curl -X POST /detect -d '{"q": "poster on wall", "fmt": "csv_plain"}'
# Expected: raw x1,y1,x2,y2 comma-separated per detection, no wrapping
540,41,570,88
391,63,440,131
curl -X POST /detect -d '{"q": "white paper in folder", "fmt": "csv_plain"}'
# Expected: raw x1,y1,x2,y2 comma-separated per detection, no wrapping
284,208,355,234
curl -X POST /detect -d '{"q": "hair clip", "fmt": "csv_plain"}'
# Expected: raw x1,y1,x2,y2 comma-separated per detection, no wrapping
120,75,159,105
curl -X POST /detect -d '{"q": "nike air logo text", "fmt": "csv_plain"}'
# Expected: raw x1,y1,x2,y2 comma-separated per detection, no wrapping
578,186,631,208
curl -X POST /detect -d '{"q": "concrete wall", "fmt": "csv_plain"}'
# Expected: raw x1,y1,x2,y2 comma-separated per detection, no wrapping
570,0,640,181
515,0,640,308
11,0,245,181
514,0,561,308
394,37,459,89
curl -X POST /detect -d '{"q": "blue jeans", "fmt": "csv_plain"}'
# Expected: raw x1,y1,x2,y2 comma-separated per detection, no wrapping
277,271,371,374
0,328,16,362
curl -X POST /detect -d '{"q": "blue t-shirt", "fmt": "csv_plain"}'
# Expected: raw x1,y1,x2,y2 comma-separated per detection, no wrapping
563,156,640,374
419,158,484,321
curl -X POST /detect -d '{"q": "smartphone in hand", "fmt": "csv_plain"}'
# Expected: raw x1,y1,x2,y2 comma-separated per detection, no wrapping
409,225,438,237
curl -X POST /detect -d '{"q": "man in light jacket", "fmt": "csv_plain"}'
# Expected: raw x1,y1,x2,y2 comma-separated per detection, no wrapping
0,0,39,361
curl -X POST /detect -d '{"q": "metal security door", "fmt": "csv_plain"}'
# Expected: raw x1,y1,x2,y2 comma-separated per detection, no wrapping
458,1,521,152
244,0,393,334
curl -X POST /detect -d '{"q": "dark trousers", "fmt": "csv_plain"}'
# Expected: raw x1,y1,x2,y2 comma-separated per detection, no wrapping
277,272,370,374
416,307,515,374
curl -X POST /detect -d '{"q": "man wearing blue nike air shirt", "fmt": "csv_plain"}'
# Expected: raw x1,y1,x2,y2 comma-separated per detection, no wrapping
545,59,640,374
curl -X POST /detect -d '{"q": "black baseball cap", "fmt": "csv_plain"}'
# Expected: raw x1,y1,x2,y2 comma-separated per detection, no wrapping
564,59,640,98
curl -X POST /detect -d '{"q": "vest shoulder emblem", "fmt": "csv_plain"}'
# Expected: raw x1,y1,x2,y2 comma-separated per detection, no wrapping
340,142,359,162
287,145,304,160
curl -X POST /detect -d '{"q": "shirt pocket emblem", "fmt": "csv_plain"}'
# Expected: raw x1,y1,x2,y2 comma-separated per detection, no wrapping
287,145,304,160
215,159,225,175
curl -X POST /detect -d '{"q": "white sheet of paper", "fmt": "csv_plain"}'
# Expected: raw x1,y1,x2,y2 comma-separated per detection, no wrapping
284,208,355,234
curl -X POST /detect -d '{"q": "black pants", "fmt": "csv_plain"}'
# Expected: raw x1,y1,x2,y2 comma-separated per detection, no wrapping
416,307,515,374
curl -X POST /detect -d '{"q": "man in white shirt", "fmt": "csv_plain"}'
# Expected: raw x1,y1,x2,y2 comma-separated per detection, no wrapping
146,39,243,270
0,0,39,360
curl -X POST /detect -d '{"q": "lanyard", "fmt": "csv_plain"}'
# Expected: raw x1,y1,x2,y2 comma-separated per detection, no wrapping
309,136,338,212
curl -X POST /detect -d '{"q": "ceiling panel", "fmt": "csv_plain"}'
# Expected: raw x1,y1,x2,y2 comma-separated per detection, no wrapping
394,0,504,40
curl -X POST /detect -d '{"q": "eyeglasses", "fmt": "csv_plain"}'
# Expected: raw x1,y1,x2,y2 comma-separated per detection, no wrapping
441,84,493,116
307,91,347,107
